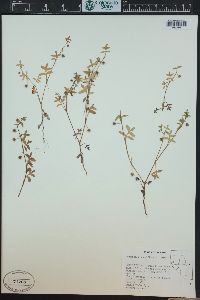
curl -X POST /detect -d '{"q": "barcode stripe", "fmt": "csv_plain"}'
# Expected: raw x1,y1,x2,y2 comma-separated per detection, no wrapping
167,20,187,28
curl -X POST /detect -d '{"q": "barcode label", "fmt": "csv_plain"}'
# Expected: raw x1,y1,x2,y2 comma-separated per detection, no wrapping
166,20,187,28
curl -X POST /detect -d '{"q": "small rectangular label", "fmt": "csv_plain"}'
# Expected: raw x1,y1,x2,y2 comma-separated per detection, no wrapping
166,19,189,29
122,249,195,297
82,0,121,12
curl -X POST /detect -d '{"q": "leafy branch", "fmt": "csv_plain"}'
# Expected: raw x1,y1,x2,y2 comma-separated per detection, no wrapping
16,36,71,145
12,117,36,197
55,44,110,175
154,65,182,113
113,67,190,215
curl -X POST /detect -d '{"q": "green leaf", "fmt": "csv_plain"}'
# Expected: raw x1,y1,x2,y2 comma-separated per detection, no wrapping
127,135,134,140
128,131,135,137
79,85,89,94
115,114,128,122
173,65,182,69
119,131,125,136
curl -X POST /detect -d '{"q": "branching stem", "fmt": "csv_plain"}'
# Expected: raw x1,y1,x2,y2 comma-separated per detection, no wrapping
65,106,87,175
17,39,70,145
57,48,109,174
17,125,28,197
118,110,188,216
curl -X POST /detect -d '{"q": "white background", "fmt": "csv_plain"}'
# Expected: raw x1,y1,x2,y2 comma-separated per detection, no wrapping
1,15,197,295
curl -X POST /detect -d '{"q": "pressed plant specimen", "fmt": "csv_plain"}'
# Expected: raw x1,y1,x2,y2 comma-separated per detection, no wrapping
16,36,71,145
113,66,190,215
54,44,110,175
154,65,182,113
12,117,36,197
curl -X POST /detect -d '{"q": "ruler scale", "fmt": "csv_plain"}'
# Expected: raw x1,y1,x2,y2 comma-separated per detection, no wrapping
10,0,82,13
122,1,192,13
0,0,195,14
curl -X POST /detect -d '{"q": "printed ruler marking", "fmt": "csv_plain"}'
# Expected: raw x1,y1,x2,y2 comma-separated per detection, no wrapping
122,1,192,13
10,0,193,13
10,1,82,13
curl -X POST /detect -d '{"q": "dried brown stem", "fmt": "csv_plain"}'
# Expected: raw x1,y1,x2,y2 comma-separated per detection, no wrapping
119,112,143,185
116,107,190,216
17,125,28,197
56,46,109,174
13,117,36,198
17,38,71,145
145,121,186,185
154,66,182,113
79,86,91,144
80,53,107,144
144,141,164,184
18,175,27,198
142,185,147,216
163,70,178,103
65,106,87,175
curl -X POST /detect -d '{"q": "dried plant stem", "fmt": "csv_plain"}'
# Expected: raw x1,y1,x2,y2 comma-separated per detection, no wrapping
118,111,189,216
119,115,147,214
80,94,91,143
163,70,178,103
65,107,87,175
18,174,27,198
17,126,28,197
154,66,182,113
17,38,71,145
80,110,90,144
145,126,181,184
80,53,106,143
114,66,188,215
36,42,68,138
145,141,164,184
62,78,88,174
142,186,147,216
28,81,46,142
77,53,107,169
56,46,109,174
78,84,92,149
13,117,36,198
38,44,67,129
120,113,143,185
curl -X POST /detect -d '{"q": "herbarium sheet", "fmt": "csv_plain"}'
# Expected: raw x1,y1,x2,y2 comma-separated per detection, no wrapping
1,15,197,296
